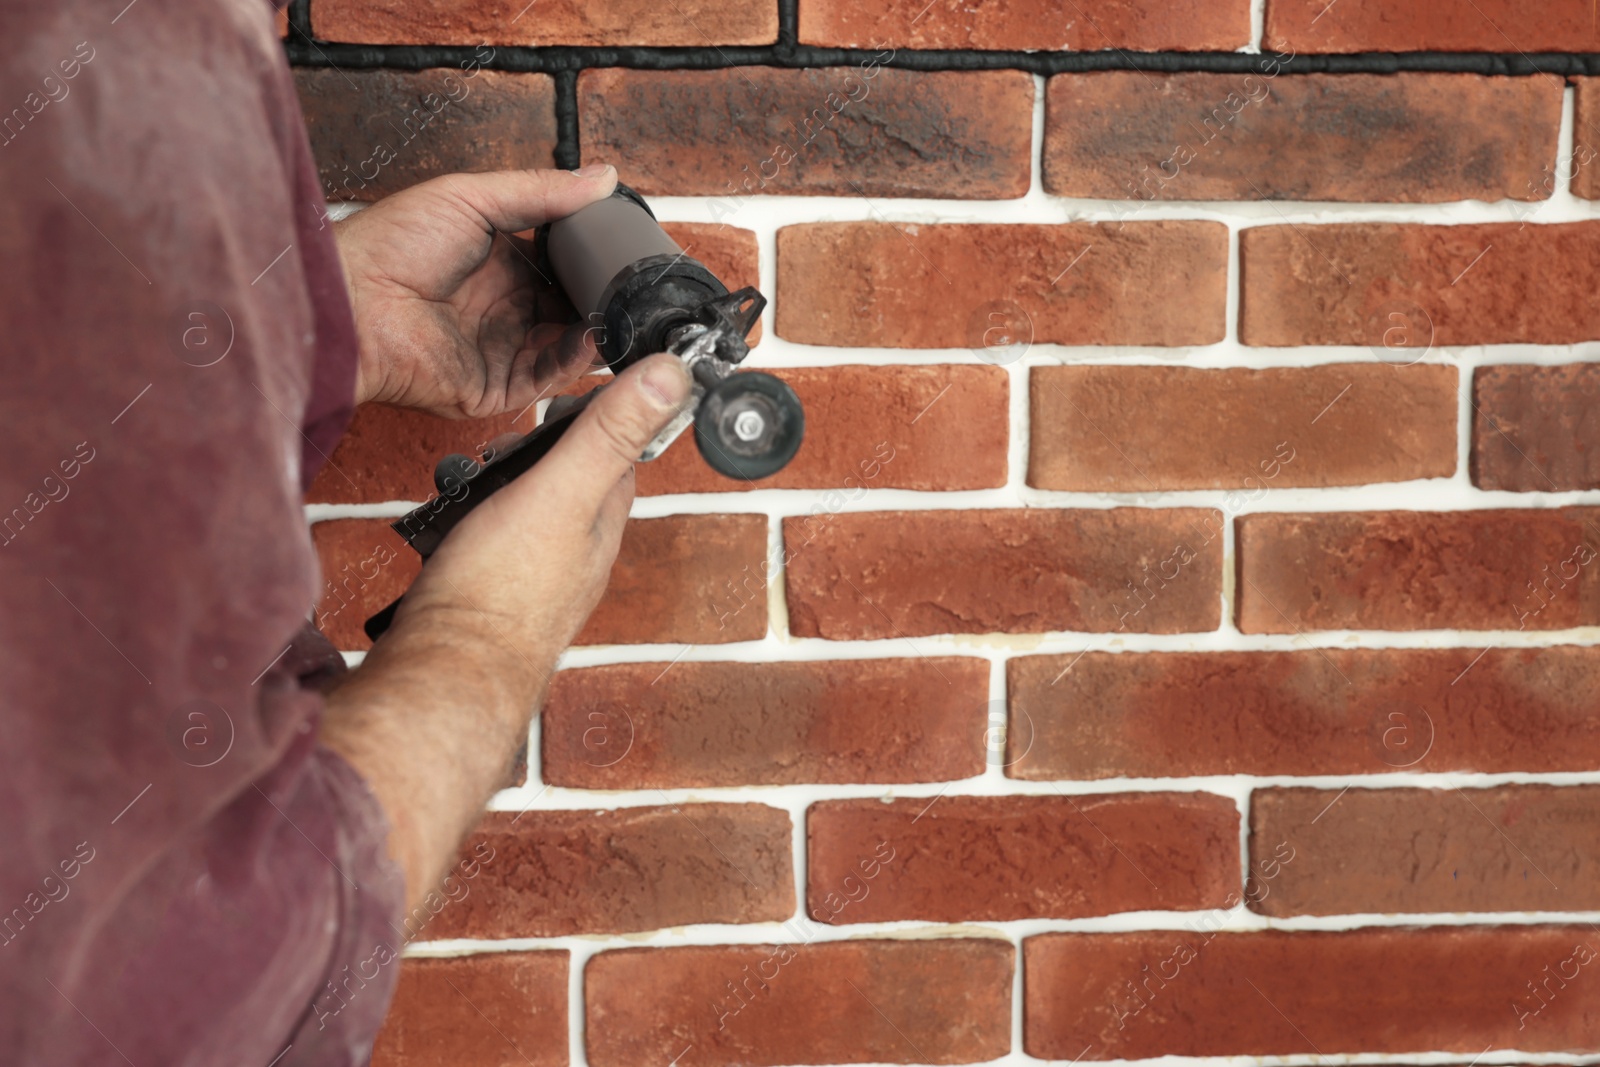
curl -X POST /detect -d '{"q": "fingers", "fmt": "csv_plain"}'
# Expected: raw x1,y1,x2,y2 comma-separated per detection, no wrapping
434,164,618,236
527,354,692,509
508,320,606,413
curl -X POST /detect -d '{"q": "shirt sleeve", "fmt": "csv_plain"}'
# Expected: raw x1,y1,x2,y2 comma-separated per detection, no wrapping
0,3,404,1065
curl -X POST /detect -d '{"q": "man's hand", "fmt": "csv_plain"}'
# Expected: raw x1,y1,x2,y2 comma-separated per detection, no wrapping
393,353,693,670
320,353,693,911
333,164,619,419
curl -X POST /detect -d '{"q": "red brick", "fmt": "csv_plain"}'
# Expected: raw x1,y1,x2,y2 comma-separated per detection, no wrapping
310,518,419,651
1236,510,1600,633
1251,785,1600,916
555,363,1000,493
314,0,776,45
1266,0,1597,52
542,657,989,788
1473,364,1600,491
1573,80,1600,200
306,223,759,505
586,939,1012,1067
1008,646,1600,780
295,69,557,201
1240,222,1600,347
778,222,1227,348
423,806,792,939
807,794,1238,923
784,508,1224,640
578,68,1033,199
371,952,567,1067
311,513,767,650
801,0,1247,49
639,365,1007,494
578,513,768,645
1045,72,1560,202
1029,364,1456,491
1026,927,1600,1058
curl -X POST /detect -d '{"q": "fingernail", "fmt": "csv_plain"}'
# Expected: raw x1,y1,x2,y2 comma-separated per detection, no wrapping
572,163,612,178
639,358,690,410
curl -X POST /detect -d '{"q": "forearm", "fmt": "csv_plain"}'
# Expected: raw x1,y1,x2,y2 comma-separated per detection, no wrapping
315,352,689,917
319,608,551,913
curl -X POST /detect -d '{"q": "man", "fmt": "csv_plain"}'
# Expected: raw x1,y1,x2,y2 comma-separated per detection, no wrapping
0,1,688,1063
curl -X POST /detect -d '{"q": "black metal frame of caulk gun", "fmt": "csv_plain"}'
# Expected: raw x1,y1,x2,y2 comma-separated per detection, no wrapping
362,183,805,641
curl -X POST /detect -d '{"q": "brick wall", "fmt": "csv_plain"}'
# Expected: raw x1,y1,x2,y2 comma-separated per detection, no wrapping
287,1,1600,1063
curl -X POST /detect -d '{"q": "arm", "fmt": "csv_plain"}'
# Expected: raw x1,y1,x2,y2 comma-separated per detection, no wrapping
320,353,689,908
314,166,692,911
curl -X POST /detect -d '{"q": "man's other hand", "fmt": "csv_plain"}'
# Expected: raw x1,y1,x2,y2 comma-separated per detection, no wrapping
391,353,692,674
333,165,618,419
321,352,693,910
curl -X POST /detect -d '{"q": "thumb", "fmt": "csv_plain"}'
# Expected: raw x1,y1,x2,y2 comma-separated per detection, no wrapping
431,163,618,235
535,354,693,505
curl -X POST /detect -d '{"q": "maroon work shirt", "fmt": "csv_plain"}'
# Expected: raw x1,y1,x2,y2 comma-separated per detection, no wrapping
0,2,404,1065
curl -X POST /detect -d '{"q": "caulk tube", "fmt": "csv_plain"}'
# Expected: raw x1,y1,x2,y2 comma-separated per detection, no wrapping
545,183,728,369
545,186,681,319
